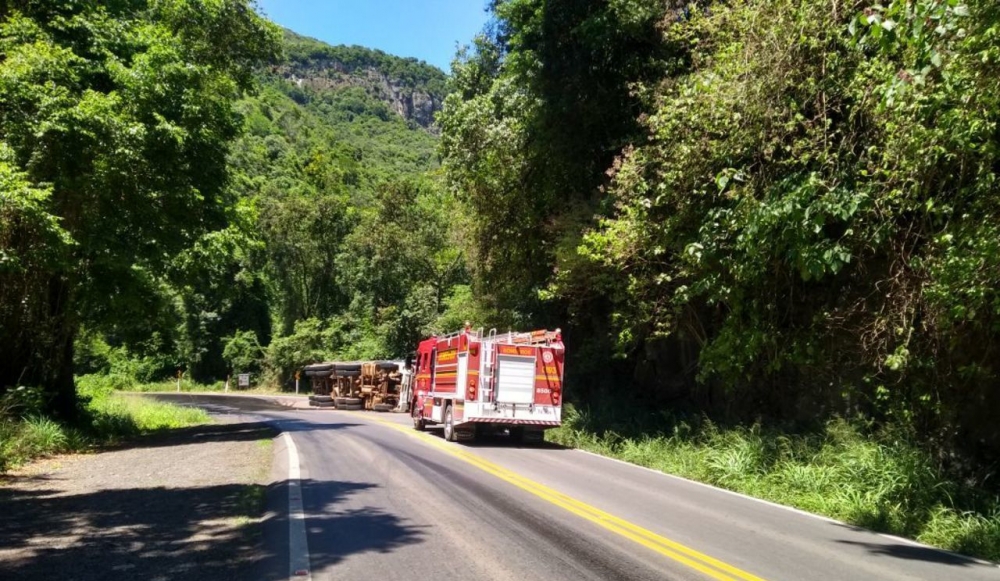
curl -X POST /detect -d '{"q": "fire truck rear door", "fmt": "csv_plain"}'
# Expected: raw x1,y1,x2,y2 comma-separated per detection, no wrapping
495,353,536,405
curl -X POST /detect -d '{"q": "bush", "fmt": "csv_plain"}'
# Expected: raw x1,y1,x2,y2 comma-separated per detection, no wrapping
0,377,211,473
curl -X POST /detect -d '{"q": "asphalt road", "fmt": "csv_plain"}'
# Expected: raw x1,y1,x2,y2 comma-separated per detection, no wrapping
155,394,1000,581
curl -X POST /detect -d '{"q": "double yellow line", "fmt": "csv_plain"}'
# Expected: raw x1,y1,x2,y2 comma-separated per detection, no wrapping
366,416,767,581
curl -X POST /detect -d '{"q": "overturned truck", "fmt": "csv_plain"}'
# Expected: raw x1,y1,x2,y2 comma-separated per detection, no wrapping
303,361,408,411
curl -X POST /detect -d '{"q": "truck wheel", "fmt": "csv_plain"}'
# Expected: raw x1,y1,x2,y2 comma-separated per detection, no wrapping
523,428,545,445
304,364,333,373
342,403,363,411
343,397,363,406
456,424,478,443
334,397,348,407
443,405,456,442
373,403,393,412
412,401,426,431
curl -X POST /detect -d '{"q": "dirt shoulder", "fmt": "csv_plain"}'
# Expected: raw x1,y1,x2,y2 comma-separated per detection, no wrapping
0,418,276,581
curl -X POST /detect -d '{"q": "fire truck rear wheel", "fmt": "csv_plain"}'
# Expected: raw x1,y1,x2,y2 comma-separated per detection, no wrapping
456,424,478,442
412,412,426,431
511,427,544,445
444,405,456,442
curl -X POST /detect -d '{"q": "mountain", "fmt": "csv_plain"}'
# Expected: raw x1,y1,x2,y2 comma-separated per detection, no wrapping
278,30,448,129
231,30,449,204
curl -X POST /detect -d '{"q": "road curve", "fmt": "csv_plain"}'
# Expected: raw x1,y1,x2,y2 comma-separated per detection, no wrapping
152,393,1000,581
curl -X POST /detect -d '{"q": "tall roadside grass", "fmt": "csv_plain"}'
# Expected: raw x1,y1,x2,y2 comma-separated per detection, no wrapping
548,401,1000,562
0,375,209,473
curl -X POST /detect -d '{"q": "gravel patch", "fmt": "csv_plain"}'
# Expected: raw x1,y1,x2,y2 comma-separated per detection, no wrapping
0,419,276,581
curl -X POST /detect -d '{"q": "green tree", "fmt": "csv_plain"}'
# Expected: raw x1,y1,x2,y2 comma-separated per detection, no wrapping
222,329,266,377
0,0,280,417
586,0,1000,452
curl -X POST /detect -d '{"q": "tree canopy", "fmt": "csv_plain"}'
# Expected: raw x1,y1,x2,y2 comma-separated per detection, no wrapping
0,0,280,416
439,0,1000,469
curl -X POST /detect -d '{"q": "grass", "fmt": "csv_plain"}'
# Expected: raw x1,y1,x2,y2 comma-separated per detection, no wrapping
547,400,1000,563
0,375,210,473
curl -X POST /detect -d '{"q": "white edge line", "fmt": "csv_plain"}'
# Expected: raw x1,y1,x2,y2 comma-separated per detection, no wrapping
572,448,1000,569
284,432,312,580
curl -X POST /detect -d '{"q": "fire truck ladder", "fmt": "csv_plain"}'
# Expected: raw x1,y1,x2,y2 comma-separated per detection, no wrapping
490,328,561,346
481,334,496,403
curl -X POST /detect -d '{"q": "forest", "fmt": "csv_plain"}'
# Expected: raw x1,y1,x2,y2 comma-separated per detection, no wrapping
2,0,1000,560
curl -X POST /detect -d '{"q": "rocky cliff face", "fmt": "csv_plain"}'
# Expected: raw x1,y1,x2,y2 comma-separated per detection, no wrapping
282,62,443,129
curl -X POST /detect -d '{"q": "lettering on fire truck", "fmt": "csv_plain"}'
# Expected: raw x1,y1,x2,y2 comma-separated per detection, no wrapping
498,345,534,356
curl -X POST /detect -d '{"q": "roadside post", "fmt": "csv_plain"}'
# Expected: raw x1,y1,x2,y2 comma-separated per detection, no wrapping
176,369,183,392
295,370,301,394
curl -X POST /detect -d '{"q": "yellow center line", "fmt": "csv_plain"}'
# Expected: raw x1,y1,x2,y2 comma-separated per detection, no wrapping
356,413,768,581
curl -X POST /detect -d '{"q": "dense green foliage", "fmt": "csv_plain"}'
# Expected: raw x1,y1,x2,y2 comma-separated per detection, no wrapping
441,0,1000,468
438,0,1000,555
0,0,280,417
56,19,469,388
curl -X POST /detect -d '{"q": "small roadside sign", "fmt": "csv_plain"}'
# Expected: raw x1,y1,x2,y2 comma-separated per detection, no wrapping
238,373,250,388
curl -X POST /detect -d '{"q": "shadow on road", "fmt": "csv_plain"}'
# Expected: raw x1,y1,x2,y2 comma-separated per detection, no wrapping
269,479,427,579
416,427,571,451
1,475,426,581
0,480,271,581
142,393,302,413
834,528,993,568
107,421,278,451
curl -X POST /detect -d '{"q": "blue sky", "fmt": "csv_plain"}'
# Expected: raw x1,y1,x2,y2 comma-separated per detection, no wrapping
256,0,491,72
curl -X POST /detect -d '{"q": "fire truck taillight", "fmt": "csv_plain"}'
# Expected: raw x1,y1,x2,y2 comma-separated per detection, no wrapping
552,387,561,405
467,379,477,400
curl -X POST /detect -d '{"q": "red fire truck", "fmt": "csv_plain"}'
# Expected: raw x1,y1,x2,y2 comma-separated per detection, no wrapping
410,326,565,443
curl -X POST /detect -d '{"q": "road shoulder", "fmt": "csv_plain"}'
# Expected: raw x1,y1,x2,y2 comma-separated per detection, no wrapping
0,419,276,581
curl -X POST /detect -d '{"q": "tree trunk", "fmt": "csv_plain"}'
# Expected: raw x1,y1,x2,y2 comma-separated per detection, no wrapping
51,330,78,422
46,275,78,422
